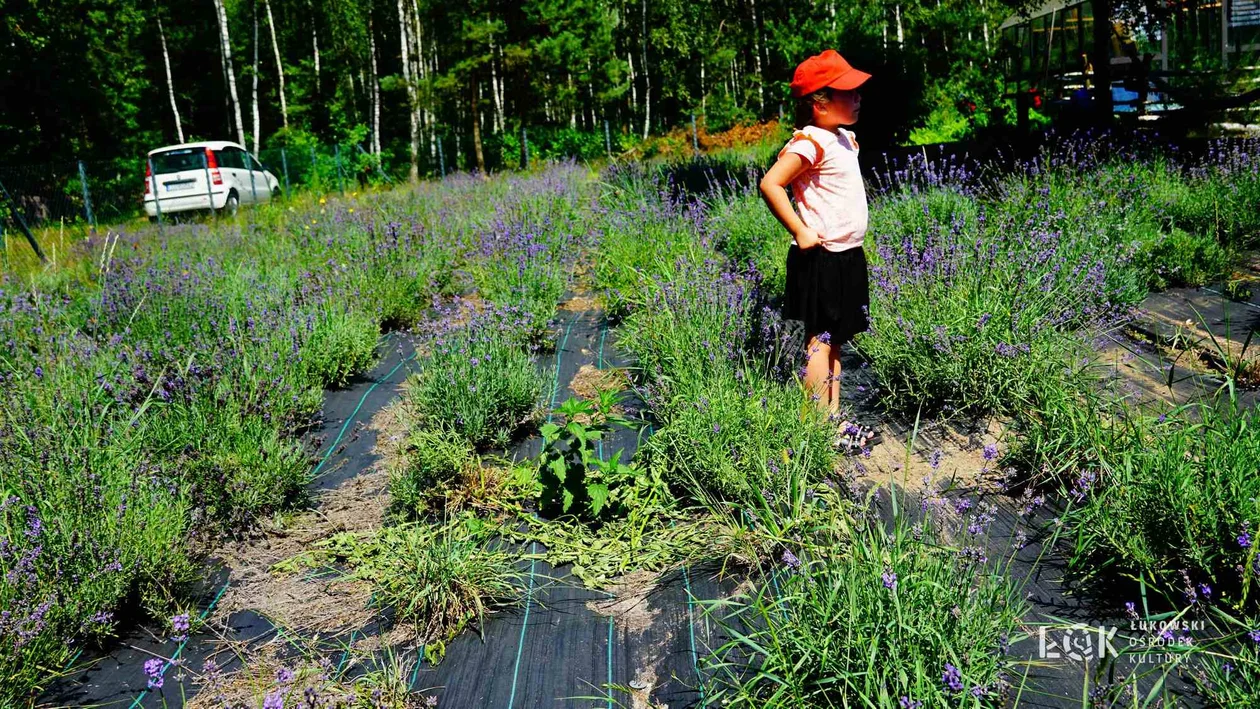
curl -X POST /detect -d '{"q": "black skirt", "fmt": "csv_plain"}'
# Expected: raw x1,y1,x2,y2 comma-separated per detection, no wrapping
784,243,870,344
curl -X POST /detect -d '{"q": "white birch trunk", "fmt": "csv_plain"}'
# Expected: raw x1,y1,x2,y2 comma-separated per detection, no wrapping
640,0,650,139
568,72,576,129
750,0,764,115
489,28,504,133
627,51,637,115
311,6,320,90
895,3,904,46
213,0,246,146
252,0,260,156
264,0,288,129
370,18,381,155
156,11,184,143
399,0,418,180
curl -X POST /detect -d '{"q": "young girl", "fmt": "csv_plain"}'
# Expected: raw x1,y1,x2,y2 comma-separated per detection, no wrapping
758,49,876,447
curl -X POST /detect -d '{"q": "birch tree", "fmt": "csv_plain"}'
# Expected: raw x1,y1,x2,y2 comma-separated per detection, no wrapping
155,7,184,142
264,0,288,129
399,0,419,180
213,0,246,145
251,0,261,155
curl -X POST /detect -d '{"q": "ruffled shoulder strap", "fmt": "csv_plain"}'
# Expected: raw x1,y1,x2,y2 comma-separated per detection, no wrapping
777,129,826,164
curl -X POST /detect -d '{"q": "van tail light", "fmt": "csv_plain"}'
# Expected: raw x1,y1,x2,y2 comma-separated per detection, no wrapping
205,148,223,186
144,161,152,195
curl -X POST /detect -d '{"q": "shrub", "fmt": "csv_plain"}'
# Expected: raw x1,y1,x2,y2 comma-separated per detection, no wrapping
405,306,544,448
1059,398,1260,597
299,306,380,387
324,516,523,648
388,426,478,516
1134,226,1232,290
859,183,1139,415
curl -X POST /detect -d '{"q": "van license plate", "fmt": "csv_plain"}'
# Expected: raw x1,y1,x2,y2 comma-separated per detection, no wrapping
165,182,193,192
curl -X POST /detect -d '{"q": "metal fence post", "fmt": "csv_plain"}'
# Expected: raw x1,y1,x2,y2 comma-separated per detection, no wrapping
147,157,164,233
0,178,46,263
358,144,391,183
691,113,699,154
334,144,345,194
202,150,217,218
280,148,290,195
604,119,611,158
438,138,446,177
310,146,318,189
247,153,259,204
77,160,96,234
521,127,528,170
778,103,784,124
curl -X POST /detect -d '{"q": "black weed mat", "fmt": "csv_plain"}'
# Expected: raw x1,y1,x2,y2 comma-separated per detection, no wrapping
41,334,420,708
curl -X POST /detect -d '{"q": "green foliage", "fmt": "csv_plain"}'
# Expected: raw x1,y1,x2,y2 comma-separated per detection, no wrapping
703,485,1026,707
1134,226,1232,290
1050,396,1260,595
537,393,659,521
299,306,381,387
323,515,523,646
404,314,544,449
388,426,478,517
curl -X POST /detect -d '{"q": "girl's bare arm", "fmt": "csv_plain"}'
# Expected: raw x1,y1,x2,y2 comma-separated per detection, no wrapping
758,154,819,248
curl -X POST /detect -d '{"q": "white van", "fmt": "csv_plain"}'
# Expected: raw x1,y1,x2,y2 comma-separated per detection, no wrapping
143,141,280,220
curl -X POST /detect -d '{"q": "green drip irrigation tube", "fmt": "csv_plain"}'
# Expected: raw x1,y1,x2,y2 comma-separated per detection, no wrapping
128,333,413,707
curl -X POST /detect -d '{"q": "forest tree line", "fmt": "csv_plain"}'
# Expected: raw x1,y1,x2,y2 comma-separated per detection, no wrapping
0,0,1215,177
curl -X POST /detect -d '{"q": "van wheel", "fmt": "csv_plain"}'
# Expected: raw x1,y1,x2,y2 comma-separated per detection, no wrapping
224,191,240,217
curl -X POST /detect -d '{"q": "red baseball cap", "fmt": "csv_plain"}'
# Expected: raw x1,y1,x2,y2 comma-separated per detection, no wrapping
790,50,871,97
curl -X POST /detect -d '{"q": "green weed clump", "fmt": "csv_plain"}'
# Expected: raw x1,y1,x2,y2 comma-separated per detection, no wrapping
388,426,478,517
405,305,545,449
324,516,523,649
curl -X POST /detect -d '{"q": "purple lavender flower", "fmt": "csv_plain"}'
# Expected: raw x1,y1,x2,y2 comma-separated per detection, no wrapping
982,443,998,461
1248,629,1260,644
942,663,963,692
277,666,296,684
781,549,801,570
881,568,898,590
170,613,190,642
899,698,922,709
263,691,285,709
143,657,164,689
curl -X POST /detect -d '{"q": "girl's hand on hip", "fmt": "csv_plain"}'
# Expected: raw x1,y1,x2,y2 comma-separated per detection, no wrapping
794,227,822,250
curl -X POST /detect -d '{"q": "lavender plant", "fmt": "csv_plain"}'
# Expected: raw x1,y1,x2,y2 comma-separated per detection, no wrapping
405,301,545,450
702,484,1027,708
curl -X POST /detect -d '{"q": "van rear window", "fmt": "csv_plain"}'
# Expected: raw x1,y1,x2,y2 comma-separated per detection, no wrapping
151,149,207,175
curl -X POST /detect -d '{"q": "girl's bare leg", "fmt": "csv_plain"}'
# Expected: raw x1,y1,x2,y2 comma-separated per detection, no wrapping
828,346,842,415
804,334,831,409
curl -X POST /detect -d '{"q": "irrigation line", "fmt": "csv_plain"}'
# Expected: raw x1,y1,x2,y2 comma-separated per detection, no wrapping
126,333,411,704
506,544,538,709
680,566,706,703
595,319,615,709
